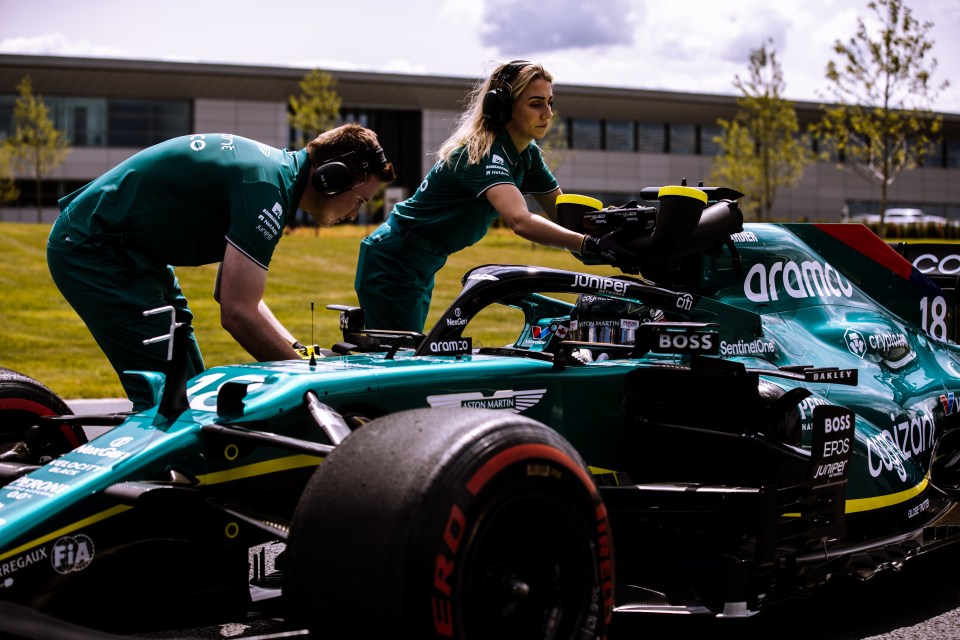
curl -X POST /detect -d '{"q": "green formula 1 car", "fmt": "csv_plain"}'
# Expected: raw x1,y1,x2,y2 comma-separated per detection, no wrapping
2,185,960,639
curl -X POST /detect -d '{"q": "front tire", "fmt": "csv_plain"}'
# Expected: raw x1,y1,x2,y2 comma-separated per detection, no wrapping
0,366,84,461
286,408,613,639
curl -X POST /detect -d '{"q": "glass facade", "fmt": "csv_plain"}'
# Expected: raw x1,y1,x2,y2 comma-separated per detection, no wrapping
668,123,697,155
605,120,635,152
2,62,958,224
571,119,602,150
0,94,191,147
556,121,728,156
637,123,665,153
699,124,723,156
949,140,960,168
0,95,14,139
106,100,190,147
556,118,959,167
561,121,728,156
1,94,187,209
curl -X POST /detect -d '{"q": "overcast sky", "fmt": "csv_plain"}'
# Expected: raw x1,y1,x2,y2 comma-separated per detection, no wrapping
2,0,958,114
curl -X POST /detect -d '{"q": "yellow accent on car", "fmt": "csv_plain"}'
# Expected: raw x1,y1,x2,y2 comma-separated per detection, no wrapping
197,454,323,485
844,476,929,514
588,465,621,486
0,504,132,562
556,194,603,210
784,476,928,517
658,185,708,204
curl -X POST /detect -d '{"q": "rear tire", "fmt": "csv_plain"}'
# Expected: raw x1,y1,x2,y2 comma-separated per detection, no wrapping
285,407,613,639
0,367,84,461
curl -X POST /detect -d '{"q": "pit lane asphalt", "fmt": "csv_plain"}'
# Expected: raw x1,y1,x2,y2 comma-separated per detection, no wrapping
610,544,960,640
67,398,132,441
66,399,960,640
125,555,960,640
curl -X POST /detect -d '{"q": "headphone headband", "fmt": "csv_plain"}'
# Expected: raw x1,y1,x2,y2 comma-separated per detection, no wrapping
495,60,529,88
311,145,392,195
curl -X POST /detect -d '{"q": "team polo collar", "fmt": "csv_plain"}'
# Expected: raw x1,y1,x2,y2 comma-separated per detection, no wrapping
292,148,310,203
497,128,530,167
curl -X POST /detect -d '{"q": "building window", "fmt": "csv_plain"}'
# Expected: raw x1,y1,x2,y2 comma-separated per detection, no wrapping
920,138,943,168
699,124,722,156
0,95,13,140
669,123,696,154
605,120,635,152
0,94,189,147
637,123,665,153
340,110,370,127
107,99,190,147
571,119,602,150
290,107,422,205
948,139,960,168
62,98,107,146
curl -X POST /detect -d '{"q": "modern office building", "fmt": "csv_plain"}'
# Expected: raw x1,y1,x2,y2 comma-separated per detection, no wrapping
2,53,959,223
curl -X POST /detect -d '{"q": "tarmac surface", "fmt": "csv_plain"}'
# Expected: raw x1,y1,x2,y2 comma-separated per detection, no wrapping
66,397,133,440
66,398,134,415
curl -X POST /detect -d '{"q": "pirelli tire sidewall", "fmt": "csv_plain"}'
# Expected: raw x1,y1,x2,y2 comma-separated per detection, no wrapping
417,416,614,639
0,366,83,454
284,407,614,640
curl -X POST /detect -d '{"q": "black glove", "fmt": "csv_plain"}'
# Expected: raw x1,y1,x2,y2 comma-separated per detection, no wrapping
579,227,640,267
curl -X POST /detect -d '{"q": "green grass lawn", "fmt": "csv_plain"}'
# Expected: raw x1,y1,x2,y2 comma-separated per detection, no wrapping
0,222,613,400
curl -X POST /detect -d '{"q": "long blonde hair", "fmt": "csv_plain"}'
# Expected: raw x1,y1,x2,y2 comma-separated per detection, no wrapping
437,61,553,167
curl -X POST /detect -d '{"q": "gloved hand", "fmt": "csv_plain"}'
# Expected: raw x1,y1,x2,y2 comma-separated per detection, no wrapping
579,226,640,267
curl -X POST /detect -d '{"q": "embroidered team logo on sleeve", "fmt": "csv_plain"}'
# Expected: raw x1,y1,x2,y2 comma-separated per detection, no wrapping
485,154,510,177
256,203,284,241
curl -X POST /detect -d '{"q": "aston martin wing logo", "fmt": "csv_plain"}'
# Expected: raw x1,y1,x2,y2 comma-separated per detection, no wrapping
426,389,547,413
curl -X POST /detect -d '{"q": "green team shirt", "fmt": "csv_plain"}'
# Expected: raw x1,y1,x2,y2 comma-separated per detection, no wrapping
56,133,309,269
389,129,559,253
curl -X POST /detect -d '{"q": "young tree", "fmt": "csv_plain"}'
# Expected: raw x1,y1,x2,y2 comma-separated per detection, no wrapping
813,0,948,225
8,76,71,222
287,68,343,231
0,142,19,205
520,114,571,244
288,69,342,149
709,40,812,221
540,114,572,176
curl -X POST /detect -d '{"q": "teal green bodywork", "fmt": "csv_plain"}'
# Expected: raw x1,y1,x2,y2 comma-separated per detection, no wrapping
3,221,960,580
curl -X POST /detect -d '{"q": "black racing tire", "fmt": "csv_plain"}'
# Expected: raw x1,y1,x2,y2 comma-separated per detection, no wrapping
0,366,84,460
285,407,613,639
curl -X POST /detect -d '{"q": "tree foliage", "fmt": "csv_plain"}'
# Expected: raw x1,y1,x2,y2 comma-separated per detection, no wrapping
288,69,342,148
709,40,812,221
812,0,947,224
8,76,71,222
0,142,19,205
540,114,572,176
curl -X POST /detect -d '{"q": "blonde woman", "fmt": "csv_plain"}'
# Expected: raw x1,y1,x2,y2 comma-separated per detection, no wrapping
354,60,634,332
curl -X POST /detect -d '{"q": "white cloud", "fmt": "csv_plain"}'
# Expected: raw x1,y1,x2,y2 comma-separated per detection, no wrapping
0,32,127,58
480,0,638,53
0,0,957,112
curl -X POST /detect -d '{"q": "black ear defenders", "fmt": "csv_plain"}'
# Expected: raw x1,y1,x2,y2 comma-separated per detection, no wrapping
311,146,389,195
481,60,530,130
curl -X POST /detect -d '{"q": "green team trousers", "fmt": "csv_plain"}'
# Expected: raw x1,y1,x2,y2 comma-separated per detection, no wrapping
47,229,204,411
354,220,449,333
